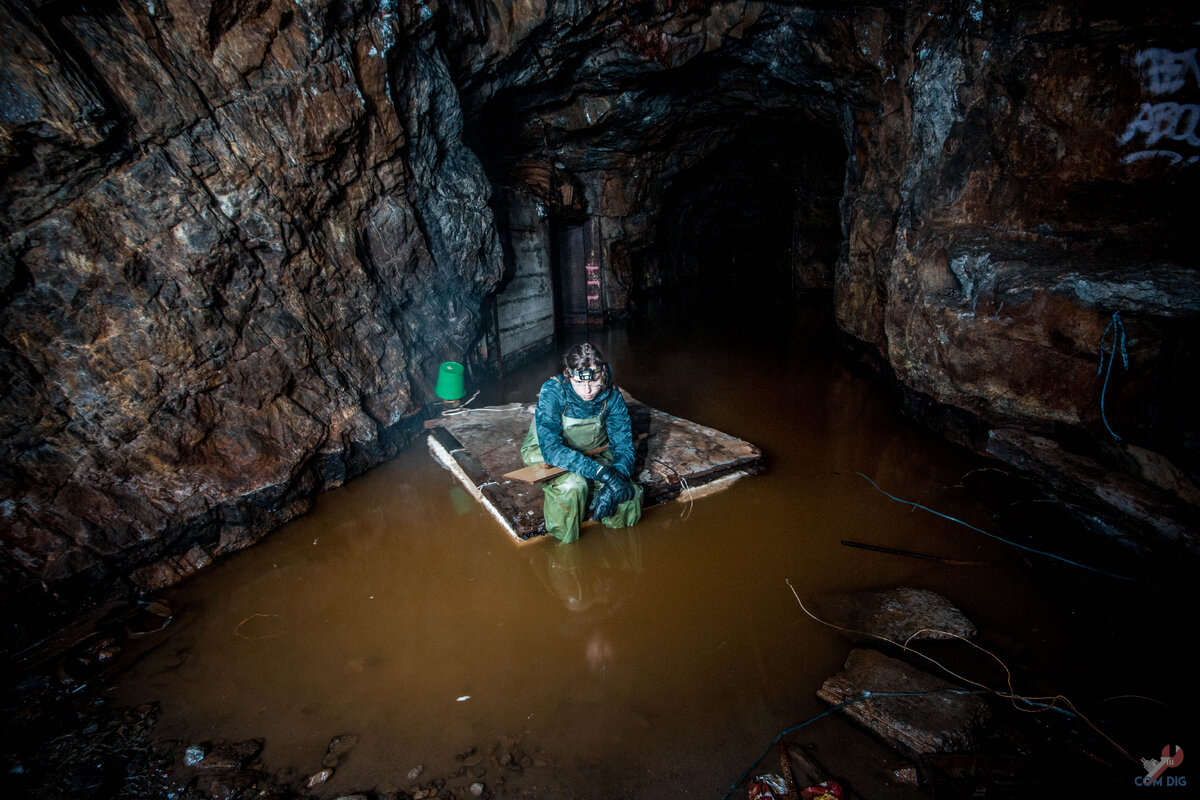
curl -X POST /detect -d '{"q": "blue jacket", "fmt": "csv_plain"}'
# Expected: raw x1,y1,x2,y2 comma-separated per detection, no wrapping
534,371,636,480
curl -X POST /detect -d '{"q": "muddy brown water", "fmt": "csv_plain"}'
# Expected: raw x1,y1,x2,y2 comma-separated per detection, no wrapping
109,301,1189,798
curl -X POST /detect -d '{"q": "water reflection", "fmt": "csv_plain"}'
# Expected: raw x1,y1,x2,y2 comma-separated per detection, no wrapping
112,303,1052,798
530,528,643,612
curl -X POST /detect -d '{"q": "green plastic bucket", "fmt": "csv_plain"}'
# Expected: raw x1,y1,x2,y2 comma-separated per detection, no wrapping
435,361,466,401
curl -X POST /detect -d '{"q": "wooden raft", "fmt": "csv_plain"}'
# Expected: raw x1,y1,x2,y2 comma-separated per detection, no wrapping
426,394,763,541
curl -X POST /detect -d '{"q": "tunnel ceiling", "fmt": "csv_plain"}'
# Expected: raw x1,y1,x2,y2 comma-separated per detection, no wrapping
458,1,864,177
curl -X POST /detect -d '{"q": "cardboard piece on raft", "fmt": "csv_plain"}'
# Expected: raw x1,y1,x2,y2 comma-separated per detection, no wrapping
502,445,608,484
502,462,564,484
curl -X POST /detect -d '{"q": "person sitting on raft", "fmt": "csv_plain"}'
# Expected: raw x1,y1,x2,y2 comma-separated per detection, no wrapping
521,343,643,543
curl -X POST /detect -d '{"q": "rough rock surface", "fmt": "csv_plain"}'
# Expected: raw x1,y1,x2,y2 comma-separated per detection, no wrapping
829,3,1200,556
815,587,978,645
3,0,1198,608
817,648,991,757
986,427,1200,556
2,0,502,605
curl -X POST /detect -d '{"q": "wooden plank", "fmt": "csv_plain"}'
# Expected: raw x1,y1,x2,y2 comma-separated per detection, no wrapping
502,445,629,484
428,427,487,485
502,462,563,483
817,649,990,757
428,425,533,536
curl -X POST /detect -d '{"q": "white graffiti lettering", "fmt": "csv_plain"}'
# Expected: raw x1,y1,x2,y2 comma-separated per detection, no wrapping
1133,48,1200,95
1118,101,1200,147
1119,47,1200,165
1120,150,1199,165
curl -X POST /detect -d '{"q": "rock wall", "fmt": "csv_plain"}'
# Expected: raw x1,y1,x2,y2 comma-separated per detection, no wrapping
1,0,502,606
3,0,1198,611
837,3,1200,555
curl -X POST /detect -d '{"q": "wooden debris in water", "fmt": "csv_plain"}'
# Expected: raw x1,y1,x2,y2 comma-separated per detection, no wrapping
817,648,991,757
839,539,987,566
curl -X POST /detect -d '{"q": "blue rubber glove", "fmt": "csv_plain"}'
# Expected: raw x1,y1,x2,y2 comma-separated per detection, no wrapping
590,465,632,520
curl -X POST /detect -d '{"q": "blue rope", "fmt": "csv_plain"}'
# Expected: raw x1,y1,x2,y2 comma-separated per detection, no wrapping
1097,311,1128,441
850,472,1133,581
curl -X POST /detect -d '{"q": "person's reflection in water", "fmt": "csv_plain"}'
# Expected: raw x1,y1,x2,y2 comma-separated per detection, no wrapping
526,478,648,690
527,527,644,614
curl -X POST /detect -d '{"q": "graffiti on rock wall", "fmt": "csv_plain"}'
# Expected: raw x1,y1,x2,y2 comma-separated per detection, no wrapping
1118,47,1200,165
1134,48,1199,95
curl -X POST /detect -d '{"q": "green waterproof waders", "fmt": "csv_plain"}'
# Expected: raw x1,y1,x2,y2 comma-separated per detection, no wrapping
521,413,643,544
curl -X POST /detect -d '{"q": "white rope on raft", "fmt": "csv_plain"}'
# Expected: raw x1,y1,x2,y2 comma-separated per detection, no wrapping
426,434,522,542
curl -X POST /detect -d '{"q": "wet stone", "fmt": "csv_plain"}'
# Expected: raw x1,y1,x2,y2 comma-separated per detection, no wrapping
458,747,484,767
307,767,334,787
89,636,121,661
56,655,96,686
892,764,920,787
205,773,260,800
124,703,156,723
185,743,210,766
407,764,424,782
323,732,359,767
142,599,173,617
198,751,245,771
815,587,977,644
127,599,176,636
189,739,263,772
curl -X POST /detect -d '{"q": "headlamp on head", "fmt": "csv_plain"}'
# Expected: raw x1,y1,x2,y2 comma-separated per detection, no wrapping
568,367,601,381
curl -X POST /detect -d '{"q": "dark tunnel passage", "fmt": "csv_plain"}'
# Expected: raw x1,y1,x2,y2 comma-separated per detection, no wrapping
641,118,846,306
462,25,853,322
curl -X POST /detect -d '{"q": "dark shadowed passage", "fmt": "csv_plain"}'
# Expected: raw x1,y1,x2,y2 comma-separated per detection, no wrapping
108,300,1191,799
